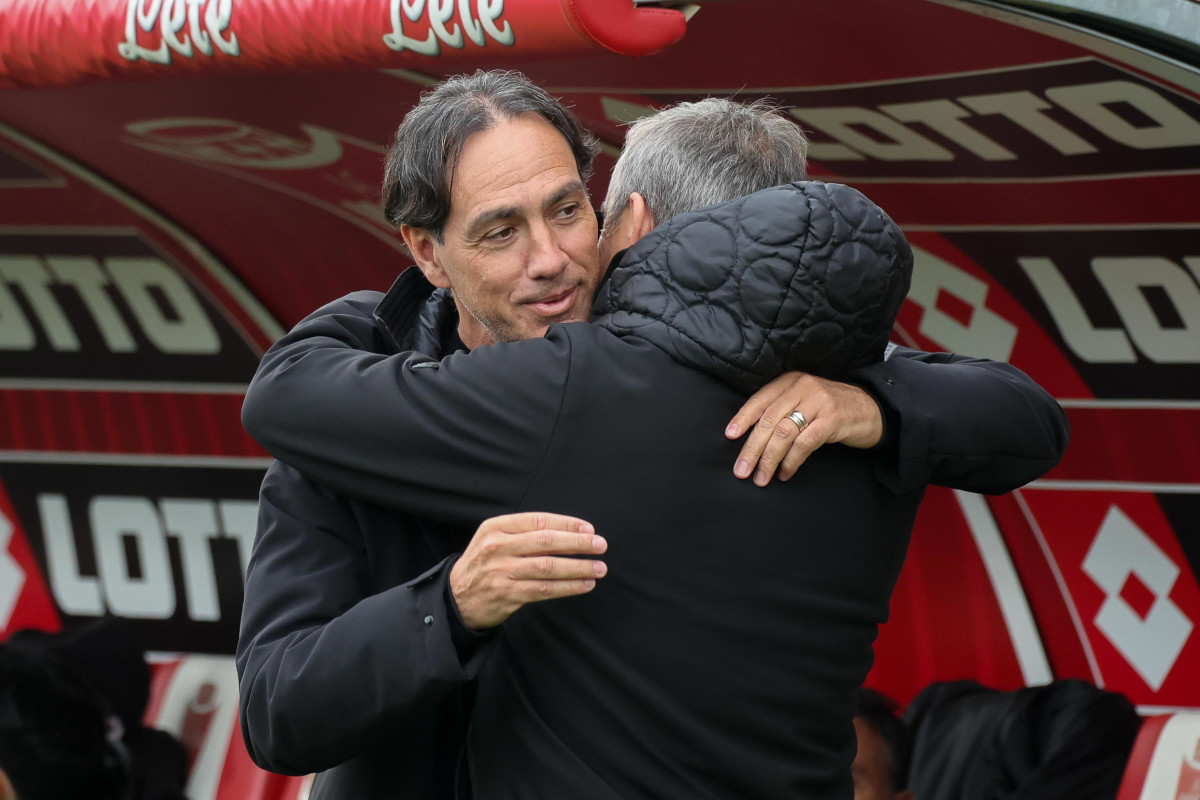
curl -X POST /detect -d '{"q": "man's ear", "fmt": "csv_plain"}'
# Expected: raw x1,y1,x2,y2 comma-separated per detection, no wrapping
626,192,656,241
399,224,452,289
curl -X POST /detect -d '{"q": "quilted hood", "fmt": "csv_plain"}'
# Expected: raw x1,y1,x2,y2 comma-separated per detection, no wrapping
592,181,913,393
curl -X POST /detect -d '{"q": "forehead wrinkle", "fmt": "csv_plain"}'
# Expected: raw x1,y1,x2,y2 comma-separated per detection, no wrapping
460,135,564,198
464,204,520,237
447,116,583,239
463,177,587,239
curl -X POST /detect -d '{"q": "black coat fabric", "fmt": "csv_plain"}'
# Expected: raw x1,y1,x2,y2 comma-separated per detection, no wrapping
905,680,1141,800
240,181,1068,798
236,275,490,800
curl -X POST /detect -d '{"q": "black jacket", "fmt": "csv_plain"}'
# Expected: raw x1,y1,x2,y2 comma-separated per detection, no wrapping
236,275,490,800
240,182,1068,798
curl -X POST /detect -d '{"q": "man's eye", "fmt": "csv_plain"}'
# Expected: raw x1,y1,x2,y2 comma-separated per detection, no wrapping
557,204,580,220
485,227,515,242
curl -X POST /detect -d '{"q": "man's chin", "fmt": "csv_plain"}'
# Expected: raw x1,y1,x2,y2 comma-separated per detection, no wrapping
543,308,590,329
511,313,584,342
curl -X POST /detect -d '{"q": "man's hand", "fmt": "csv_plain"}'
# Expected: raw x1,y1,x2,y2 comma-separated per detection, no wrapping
450,512,607,629
725,372,884,486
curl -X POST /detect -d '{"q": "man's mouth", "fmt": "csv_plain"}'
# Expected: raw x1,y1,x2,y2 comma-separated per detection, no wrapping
526,287,578,317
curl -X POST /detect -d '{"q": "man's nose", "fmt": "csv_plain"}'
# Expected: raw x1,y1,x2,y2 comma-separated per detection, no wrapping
526,221,570,279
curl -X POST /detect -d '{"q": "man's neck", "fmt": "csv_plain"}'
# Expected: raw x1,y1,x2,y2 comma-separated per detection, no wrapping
450,293,494,350
456,320,493,350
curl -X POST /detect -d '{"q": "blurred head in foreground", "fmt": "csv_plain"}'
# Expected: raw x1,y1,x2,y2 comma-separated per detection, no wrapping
854,688,915,800
0,644,127,800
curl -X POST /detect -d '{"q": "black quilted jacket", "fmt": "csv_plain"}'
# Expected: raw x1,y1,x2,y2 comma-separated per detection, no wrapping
594,181,913,391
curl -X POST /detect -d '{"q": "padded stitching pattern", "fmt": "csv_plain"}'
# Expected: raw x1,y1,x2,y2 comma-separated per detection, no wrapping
593,181,914,392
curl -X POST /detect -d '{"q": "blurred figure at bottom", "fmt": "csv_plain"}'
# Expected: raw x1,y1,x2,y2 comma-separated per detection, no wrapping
3,619,187,800
855,688,915,800
0,643,128,800
905,679,1140,800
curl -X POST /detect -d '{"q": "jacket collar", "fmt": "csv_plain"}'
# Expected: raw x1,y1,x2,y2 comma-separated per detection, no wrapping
374,266,466,356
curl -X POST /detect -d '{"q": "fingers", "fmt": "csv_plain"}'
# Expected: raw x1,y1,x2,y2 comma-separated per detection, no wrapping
506,578,599,606
729,372,885,486
510,553,607,581
509,529,607,556
750,407,829,486
451,512,608,629
725,377,790,439
776,418,829,481
477,512,606,556
733,383,810,483
486,511,594,537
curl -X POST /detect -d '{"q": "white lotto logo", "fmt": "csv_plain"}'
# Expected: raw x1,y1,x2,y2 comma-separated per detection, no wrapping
0,509,25,630
1021,256,1200,364
385,0,514,55
40,495,257,622
0,254,220,355
792,79,1200,162
906,248,1200,365
1082,505,1193,692
119,0,240,64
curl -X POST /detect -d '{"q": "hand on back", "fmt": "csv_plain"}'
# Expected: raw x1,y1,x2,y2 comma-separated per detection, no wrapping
725,372,884,487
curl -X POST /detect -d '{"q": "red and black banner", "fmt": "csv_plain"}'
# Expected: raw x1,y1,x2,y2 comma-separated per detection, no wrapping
2,2,1200,784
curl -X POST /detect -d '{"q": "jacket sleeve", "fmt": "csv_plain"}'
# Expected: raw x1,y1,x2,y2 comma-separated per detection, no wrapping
846,345,1069,495
235,462,492,774
241,299,572,524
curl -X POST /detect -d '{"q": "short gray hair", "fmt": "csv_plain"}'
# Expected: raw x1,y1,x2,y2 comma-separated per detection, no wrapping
603,98,808,226
383,70,598,242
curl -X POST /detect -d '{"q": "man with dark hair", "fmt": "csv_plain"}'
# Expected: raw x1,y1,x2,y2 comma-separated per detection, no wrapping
0,644,129,800
854,689,915,800
237,73,1067,798
382,69,599,233
380,69,602,347
238,71,614,800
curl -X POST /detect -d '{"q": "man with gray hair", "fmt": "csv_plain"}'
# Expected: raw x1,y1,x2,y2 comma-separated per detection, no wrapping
604,97,809,226
238,72,1066,798
596,97,1052,490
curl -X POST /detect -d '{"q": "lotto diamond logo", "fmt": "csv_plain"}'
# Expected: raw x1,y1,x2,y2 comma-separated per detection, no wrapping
907,246,1018,362
0,508,25,629
1082,506,1193,691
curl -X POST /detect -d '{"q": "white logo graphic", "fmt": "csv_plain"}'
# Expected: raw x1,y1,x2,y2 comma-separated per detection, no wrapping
384,0,514,55
0,254,220,355
119,0,240,65
125,119,345,171
1082,505,1193,691
792,77,1200,163
39,494,257,622
906,246,1018,361
1019,255,1200,364
0,508,26,630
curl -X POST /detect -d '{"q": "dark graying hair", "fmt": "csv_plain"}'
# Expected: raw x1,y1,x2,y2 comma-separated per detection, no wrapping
603,98,808,226
382,69,599,242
